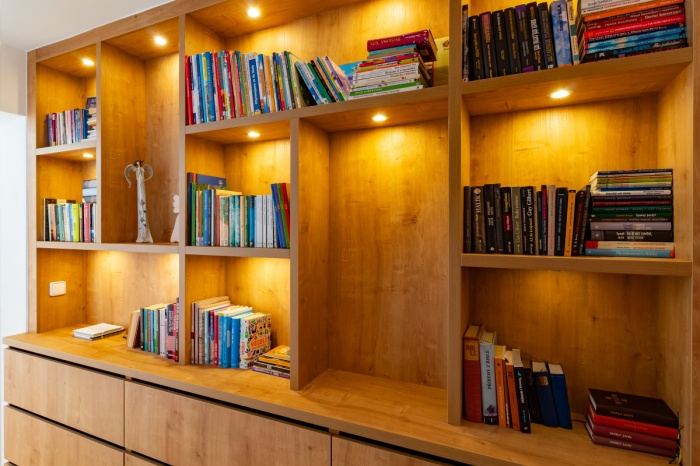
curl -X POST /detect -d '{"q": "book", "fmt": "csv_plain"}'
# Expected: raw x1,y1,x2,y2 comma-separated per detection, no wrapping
522,359,543,424
586,408,678,450
127,309,141,348
588,221,673,230
532,360,558,427
585,248,675,258
566,0,581,64
73,323,124,340
520,186,536,255
511,187,523,254
538,2,557,68
581,0,683,22
511,349,531,433
469,16,486,80
504,350,520,430
462,5,470,81
471,187,486,253
587,403,679,439
500,187,514,254
589,230,674,241
463,323,485,423
463,186,472,253
483,184,498,253
367,29,438,63
479,330,498,425
515,4,535,72
563,189,576,256
239,312,272,369
479,12,498,78
550,0,573,66
554,187,568,255
527,2,545,70
547,362,572,428
504,8,523,74
585,418,678,458
589,388,679,428
492,10,511,75
494,345,509,427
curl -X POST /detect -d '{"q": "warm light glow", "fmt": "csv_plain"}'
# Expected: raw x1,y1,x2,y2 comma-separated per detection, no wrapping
248,131,261,138
82,58,94,67
82,153,94,159
247,7,261,18
372,114,388,122
550,89,571,99
154,36,167,46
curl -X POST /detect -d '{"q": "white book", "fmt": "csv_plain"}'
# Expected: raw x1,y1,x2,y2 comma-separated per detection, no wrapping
73,323,124,340
479,330,498,425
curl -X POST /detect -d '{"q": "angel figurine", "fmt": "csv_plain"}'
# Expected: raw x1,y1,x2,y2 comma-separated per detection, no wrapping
124,160,154,243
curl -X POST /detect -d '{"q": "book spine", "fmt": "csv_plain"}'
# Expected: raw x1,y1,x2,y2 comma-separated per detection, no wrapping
554,187,568,255
495,353,508,427
540,185,548,255
534,367,558,426
522,186,536,255
539,2,557,68
585,24,683,45
504,8,522,74
480,12,498,78
505,362,520,430
588,221,673,230
589,230,674,241
483,184,498,253
589,406,679,440
582,0,683,21
514,365,532,433
523,367,543,423
493,10,511,75
585,240,674,249
464,334,483,423
515,5,535,72
348,83,423,99
564,189,576,256
586,423,678,458
551,0,574,66
472,187,486,253
469,16,486,79
527,2,546,70
480,339,498,425
462,5,470,81
511,187,523,254
549,369,572,428
501,187,514,254
585,248,674,258
581,4,683,30
536,190,543,255
580,14,685,40
464,186,472,253
367,30,437,62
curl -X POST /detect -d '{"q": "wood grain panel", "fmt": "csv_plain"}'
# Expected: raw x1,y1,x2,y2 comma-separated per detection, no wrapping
223,257,290,349
328,120,449,388
224,139,291,192
185,134,226,175
86,251,179,329
36,249,87,332
184,13,225,56
469,96,658,188
468,269,662,414
225,0,449,66
4,349,124,446
104,18,180,61
38,45,96,78
35,64,95,149
4,406,124,466
100,42,147,243
125,381,331,465
294,119,330,389
126,453,162,466
333,437,447,465
145,53,180,243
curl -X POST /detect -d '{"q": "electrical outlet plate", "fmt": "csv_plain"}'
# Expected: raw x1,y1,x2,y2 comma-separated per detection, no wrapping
49,281,66,297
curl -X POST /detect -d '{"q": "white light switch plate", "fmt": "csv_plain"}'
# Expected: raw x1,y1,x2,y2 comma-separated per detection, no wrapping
49,281,66,297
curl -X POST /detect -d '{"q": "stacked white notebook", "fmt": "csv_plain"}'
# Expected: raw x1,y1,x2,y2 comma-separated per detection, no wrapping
73,323,124,340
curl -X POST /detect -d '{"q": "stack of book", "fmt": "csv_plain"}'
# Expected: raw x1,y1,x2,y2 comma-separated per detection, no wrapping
585,169,674,258
586,389,679,459
253,345,291,379
577,0,687,63
464,184,590,256
348,29,436,99
127,301,179,361
187,172,290,248
462,1,579,81
189,296,272,369
43,198,95,243
463,323,572,433
82,178,96,203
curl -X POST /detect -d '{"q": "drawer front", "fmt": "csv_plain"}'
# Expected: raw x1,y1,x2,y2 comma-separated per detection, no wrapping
125,381,331,466
126,454,162,466
4,349,124,446
332,437,449,466
4,406,124,466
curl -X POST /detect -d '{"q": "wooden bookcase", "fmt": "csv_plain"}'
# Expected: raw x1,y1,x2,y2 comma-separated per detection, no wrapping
7,0,697,464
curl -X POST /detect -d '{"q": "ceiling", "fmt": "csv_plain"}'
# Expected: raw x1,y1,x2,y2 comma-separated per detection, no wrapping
0,0,174,51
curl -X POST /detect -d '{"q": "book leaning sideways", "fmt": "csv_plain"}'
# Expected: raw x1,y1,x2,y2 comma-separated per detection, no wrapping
73,323,125,340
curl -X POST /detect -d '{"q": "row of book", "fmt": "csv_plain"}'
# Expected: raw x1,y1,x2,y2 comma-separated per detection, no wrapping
43,199,95,243
463,323,572,432
461,0,578,81
348,30,437,99
187,172,290,248
45,96,96,146
190,296,272,370
126,301,180,362
464,184,591,256
252,345,290,379
586,389,679,459
578,0,687,63
586,168,674,258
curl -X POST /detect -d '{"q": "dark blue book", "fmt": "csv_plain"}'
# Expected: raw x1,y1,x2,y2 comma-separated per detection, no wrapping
202,189,211,246
248,53,262,115
532,361,558,427
205,51,217,122
547,362,572,429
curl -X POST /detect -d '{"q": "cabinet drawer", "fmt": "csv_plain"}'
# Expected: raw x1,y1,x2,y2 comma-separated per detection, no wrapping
332,437,449,466
125,381,331,465
3,349,124,446
126,453,162,466
4,406,124,466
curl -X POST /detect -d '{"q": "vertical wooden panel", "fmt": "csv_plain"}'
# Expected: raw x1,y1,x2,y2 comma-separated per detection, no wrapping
224,139,291,193
146,53,180,243
185,14,225,56
125,381,331,465
36,249,87,332
4,407,124,466
295,119,330,389
328,120,449,388
100,42,147,243
86,251,179,328
27,50,38,333
185,135,226,176
333,437,447,465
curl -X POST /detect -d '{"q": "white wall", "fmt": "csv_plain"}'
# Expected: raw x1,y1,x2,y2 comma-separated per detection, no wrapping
0,42,28,461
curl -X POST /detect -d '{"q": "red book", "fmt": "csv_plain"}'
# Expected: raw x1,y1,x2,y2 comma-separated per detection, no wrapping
463,323,484,423
185,55,193,125
367,29,438,62
581,0,684,22
587,410,678,451
585,417,677,458
588,403,679,440
582,4,683,30
280,183,291,245
581,14,685,39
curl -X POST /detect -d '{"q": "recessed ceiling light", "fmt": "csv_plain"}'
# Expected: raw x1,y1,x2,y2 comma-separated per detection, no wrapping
248,131,260,138
154,36,167,46
550,89,571,99
82,153,94,159
372,114,387,122
247,7,261,18
82,58,94,67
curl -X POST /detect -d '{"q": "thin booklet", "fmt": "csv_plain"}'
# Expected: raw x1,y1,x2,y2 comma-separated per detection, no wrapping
73,323,124,340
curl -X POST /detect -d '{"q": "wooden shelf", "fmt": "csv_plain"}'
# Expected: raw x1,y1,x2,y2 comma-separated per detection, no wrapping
462,47,693,116
185,246,291,259
4,330,671,466
461,254,692,276
37,242,179,254
36,139,96,160
102,18,179,61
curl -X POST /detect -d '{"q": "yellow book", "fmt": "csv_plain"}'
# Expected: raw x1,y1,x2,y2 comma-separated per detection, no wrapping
564,189,576,256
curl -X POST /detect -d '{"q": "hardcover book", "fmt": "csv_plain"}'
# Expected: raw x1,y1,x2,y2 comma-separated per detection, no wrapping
463,324,485,422
547,362,572,428
483,183,498,253
522,359,543,424
472,187,487,253
464,186,472,253
538,2,557,68
588,389,680,428
515,4,535,72
367,29,438,62
239,312,272,369
469,16,486,80
511,186,524,254
462,5,470,81
585,418,678,458
551,0,573,66
492,10,511,75
587,408,678,451
479,12,499,78
532,360,558,427
511,349,532,433
500,186,515,254
527,2,545,70
587,403,679,440
504,8,523,73
479,330,498,425
494,345,509,427
504,350,521,431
